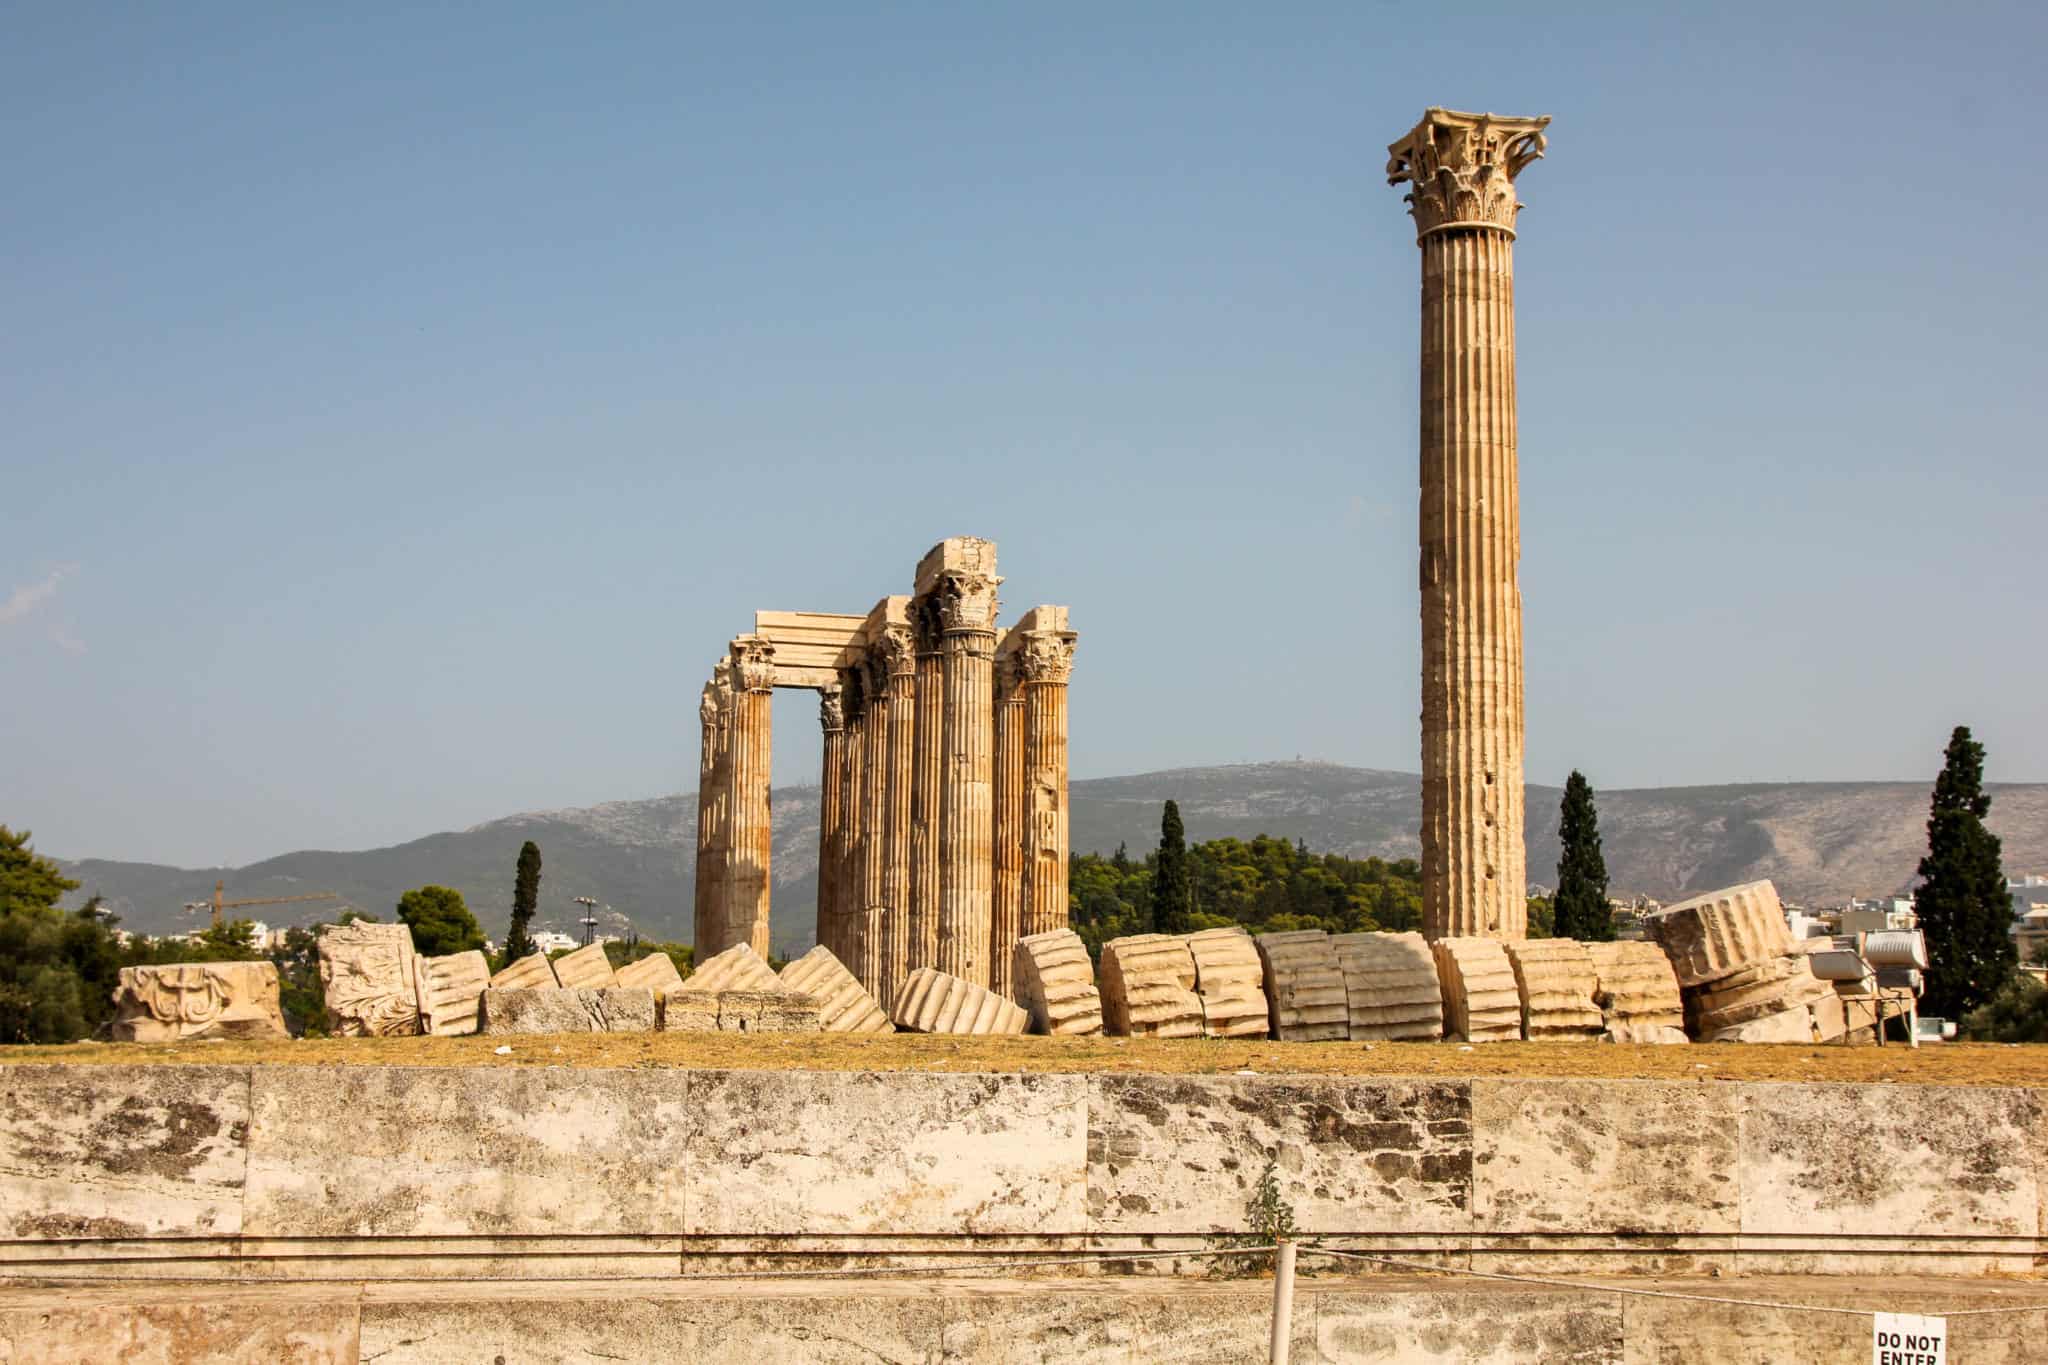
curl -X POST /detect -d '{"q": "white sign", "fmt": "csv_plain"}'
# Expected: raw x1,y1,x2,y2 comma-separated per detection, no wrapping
1872,1312,1946,1365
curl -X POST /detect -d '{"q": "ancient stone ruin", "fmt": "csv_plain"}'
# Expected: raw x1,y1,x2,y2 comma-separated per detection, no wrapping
1253,929,1349,1042
1332,931,1444,1042
1184,927,1269,1038
1098,934,1203,1039
1011,928,1103,1036
1501,940,1604,1041
891,966,1029,1035
780,945,894,1034
1646,880,1832,1042
1387,107,1550,943
1431,936,1523,1043
694,538,1075,1009
1585,940,1686,1043
108,962,289,1042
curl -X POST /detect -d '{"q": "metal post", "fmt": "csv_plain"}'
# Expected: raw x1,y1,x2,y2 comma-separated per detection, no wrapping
1268,1239,1297,1365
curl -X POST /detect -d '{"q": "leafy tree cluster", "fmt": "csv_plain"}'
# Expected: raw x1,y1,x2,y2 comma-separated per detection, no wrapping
1069,828,1422,959
396,884,485,957
1962,974,2048,1043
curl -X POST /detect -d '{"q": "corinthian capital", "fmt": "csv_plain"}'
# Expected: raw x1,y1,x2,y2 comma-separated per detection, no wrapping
1386,108,1550,240
1017,630,1076,684
876,622,917,676
730,634,777,693
818,683,844,732
934,570,1001,635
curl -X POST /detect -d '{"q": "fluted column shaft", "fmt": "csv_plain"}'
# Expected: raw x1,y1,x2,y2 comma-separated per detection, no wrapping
856,656,891,993
1418,226,1525,941
723,639,776,958
878,634,916,1007
989,658,1026,999
837,676,866,967
935,602,996,985
693,667,733,953
1019,639,1074,939
907,605,944,976
816,686,845,960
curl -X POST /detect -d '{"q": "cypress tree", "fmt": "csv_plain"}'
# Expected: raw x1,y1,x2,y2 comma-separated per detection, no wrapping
1152,800,1191,934
505,840,542,963
1914,726,2014,1019
1552,771,1613,940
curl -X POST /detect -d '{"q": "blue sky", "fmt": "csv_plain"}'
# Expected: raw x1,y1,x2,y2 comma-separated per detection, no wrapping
4,2,2044,866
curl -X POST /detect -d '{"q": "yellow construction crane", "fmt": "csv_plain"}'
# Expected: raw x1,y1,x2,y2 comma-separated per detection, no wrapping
183,880,342,931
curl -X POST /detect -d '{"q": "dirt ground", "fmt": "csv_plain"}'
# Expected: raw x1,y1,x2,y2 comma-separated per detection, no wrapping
8,1032,2048,1085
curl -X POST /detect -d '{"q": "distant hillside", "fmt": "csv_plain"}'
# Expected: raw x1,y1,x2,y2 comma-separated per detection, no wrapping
56,762,2048,954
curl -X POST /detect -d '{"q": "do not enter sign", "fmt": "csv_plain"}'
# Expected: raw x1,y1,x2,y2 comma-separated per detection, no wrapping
1872,1312,1946,1365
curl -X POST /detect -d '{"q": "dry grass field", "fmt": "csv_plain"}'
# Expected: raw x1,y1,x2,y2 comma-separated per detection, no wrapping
8,1032,2047,1086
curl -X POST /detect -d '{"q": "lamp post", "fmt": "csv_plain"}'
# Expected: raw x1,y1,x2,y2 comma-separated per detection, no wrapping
574,896,600,947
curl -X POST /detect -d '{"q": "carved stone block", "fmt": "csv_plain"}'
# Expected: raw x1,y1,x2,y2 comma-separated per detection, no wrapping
614,952,684,1002
109,962,289,1042
1430,937,1522,1043
489,952,559,991
1331,931,1443,1042
416,950,490,1037
1644,881,1791,988
1183,927,1268,1039
550,942,616,991
479,987,655,1035
1584,940,1684,1034
1011,929,1102,1036
1687,953,1833,1038
1097,934,1202,1039
891,967,1028,1035
317,921,422,1037
665,989,824,1034
779,945,893,1033
1501,939,1603,1041
678,941,783,995
1253,930,1348,1042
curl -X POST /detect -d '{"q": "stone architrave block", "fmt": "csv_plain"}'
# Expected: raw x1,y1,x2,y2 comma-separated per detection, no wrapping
480,987,656,1035
678,941,783,995
1012,929,1103,1036
1097,934,1202,1038
1183,927,1269,1039
1501,940,1603,1041
891,967,1029,1035
1331,931,1444,1042
665,989,824,1034
1584,940,1684,1035
317,921,422,1037
1430,937,1522,1043
109,962,289,1042
1253,930,1348,1042
489,952,559,991
551,942,616,991
1644,880,1791,988
779,946,893,1033
615,952,684,1003
416,950,490,1037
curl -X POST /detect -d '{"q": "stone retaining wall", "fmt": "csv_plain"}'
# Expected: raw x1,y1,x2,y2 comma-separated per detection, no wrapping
2,1065,2041,1281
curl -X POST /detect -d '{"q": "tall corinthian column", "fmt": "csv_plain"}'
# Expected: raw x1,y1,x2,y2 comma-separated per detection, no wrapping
989,644,1026,999
1386,108,1549,942
875,610,917,1007
920,538,1001,986
835,668,866,969
815,684,845,961
721,634,776,958
1014,608,1077,940
693,660,734,952
855,648,891,993
907,594,944,976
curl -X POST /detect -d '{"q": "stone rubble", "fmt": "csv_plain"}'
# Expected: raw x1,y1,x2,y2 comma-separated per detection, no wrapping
1010,929,1103,1036
415,951,490,1037
1253,930,1349,1042
1584,940,1686,1043
891,967,1029,1035
317,921,423,1038
1644,881,1792,988
779,945,894,1034
479,987,656,1035
1642,880,1842,1043
1331,931,1443,1042
679,942,784,995
1183,927,1269,1039
664,988,823,1034
1501,940,1604,1041
1097,934,1203,1039
1430,937,1523,1043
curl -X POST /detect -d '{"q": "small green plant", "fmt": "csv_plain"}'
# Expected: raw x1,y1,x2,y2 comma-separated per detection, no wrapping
1244,1158,1299,1244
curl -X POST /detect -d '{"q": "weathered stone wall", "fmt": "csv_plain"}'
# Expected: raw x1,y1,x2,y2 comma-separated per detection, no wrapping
2,1065,2043,1283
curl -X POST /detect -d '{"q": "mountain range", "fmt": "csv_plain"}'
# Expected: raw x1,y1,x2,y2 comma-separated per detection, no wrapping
54,762,2048,956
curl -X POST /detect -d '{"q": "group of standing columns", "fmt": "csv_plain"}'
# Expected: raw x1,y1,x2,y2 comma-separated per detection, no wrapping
694,537,1075,1004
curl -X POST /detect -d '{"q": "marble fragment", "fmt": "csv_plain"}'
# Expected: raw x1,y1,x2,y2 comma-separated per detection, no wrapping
1098,934,1202,1038
1430,937,1522,1043
779,945,894,1033
1331,930,1443,1042
891,966,1028,1035
416,950,489,1037
1011,929,1102,1036
317,921,422,1037
1253,929,1348,1042
109,962,289,1042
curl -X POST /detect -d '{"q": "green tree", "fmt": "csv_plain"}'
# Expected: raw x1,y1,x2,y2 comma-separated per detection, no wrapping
0,828,93,1043
1962,974,2048,1043
506,840,542,963
1552,771,1613,941
1151,800,1191,934
395,885,485,956
1914,726,2015,1018
0,826,78,917
1525,893,1555,939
